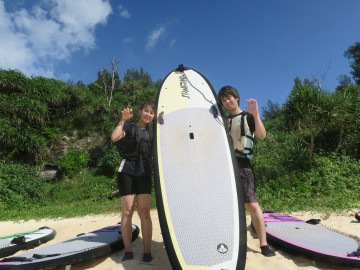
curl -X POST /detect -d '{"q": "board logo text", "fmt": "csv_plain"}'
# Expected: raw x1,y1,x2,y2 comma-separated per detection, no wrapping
179,75,190,99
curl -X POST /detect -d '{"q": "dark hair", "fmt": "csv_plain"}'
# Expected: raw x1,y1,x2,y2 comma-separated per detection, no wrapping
138,102,156,114
137,102,156,129
218,85,240,105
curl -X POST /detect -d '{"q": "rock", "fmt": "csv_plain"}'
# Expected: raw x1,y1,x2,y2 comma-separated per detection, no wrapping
39,169,58,181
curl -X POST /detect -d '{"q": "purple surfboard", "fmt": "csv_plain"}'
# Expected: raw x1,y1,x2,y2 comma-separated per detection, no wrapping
264,212,360,268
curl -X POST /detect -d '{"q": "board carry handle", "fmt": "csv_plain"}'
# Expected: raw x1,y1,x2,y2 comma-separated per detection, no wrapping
158,111,164,125
10,236,26,245
210,105,218,118
306,219,321,225
33,253,62,259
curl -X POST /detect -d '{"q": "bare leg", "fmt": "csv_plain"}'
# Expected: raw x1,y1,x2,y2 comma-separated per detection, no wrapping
121,195,135,252
245,202,267,246
245,202,275,256
137,194,152,254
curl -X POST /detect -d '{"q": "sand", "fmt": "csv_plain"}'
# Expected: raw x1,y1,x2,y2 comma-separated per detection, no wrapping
1,210,359,270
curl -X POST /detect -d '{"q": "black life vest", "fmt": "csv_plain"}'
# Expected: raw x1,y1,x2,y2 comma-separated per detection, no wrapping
118,123,153,161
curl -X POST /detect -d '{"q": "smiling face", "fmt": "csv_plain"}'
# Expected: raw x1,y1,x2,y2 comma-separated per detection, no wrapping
221,94,240,114
218,85,241,115
138,104,155,127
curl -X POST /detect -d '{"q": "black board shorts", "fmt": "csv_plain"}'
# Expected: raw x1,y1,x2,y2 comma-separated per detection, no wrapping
117,172,152,196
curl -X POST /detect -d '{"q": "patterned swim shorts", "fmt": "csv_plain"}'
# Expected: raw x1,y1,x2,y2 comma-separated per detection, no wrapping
238,167,257,203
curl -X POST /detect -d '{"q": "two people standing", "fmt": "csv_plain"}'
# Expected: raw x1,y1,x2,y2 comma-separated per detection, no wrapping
111,85,274,263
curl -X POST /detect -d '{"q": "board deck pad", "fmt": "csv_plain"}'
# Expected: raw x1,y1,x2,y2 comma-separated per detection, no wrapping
0,224,139,270
0,227,56,258
264,212,360,268
154,65,247,270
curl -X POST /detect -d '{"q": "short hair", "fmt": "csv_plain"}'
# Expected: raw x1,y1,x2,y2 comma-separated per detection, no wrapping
218,86,240,105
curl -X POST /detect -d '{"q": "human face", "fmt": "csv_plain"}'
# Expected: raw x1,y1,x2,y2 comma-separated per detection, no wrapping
138,105,155,127
221,94,239,113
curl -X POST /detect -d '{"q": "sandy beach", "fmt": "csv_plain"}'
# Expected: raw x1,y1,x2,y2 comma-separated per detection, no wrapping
1,210,359,270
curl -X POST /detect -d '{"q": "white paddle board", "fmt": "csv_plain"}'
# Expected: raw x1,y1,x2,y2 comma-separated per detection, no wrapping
154,64,247,270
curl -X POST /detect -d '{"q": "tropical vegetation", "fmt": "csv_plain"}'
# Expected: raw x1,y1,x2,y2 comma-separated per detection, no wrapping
1,41,360,221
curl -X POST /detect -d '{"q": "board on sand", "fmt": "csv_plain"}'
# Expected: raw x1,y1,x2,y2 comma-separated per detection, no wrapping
154,64,247,270
264,211,360,268
0,227,56,258
0,224,139,270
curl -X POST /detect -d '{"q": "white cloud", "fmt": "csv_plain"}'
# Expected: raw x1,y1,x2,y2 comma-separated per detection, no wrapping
118,5,130,19
0,2,36,72
145,26,165,50
123,37,134,44
0,0,112,78
170,39,177,47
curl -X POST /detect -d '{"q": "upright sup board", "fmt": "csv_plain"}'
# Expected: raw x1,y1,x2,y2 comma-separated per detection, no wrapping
154,65,247,270
0,224,139,270
264,211,360,268
0,227,56,258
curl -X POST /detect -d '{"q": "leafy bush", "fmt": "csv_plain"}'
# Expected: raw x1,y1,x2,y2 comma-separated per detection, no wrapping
96,146,121,177
0,160,45,209
45,169,117,203
257,154,360,211
58,149,90,177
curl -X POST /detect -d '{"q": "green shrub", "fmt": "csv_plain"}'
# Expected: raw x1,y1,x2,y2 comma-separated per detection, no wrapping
0,160,45,209
96,146,121,177
58,149,90,177
308,154,360,199
257,154,360,212
45,169,117,203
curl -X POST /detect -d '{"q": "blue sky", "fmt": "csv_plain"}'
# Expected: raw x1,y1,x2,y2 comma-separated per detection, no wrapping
1,0,360,111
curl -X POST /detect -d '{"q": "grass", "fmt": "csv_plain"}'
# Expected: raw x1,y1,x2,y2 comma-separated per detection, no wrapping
1,200,120,221
0,169,159,222
1,164,359,222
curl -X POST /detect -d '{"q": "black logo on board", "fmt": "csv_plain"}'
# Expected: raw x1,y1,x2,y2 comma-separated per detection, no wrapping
217,243,229,254
179,75,190,99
